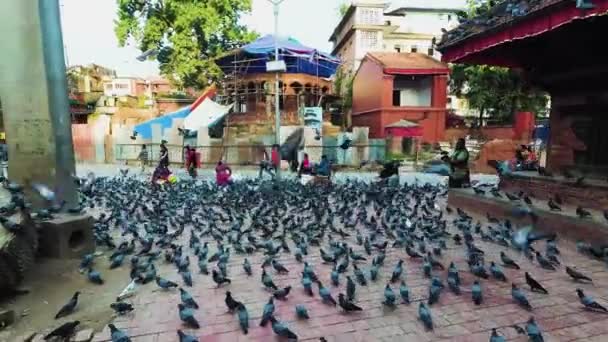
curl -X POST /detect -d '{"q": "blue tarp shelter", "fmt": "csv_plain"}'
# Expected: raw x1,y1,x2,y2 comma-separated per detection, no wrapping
133,106,190,140
216,35,341,78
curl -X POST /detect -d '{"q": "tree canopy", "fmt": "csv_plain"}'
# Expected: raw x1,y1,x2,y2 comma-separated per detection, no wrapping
115,0,258,89
449,0,548,124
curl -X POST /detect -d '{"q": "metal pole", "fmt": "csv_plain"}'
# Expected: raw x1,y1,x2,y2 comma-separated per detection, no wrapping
39,0,78,207
273,1,282,179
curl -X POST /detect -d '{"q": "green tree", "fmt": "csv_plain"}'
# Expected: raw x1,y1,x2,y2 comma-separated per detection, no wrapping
114,0,258,89
338,2,350,17
449,0,548,125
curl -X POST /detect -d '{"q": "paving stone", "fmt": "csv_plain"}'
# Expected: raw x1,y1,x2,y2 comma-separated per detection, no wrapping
72,328,94,342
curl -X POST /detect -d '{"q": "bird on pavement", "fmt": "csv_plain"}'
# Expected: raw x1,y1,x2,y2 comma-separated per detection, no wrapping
177,329,198,342
260,297,275,327
525,272,549,294
179,288,199,309
472,280,483,305
577,289,608,312
500,252,520,270
225,291,241,312
110,302,134,315
576,206,592,219
156,276,178,290
178,303,200,329
236,303,249,334
384,283,397,307
270,316,298,340
109,323,131,342
418,302,433,330
317,281,337,306
525,317,544,342
490,328,506,342
44,321,80,341
512,284,532,310
566,266,593,282
295,304,310,319
338,293,363,312
55,291,80,319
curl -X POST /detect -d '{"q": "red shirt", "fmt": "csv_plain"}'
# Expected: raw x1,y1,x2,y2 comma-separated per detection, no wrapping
271,149,280,167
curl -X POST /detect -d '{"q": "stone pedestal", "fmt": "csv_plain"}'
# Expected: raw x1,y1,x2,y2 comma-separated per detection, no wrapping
38,214,95,259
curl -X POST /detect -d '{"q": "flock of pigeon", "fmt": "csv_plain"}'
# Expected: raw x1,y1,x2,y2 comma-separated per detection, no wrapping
3,170,608,342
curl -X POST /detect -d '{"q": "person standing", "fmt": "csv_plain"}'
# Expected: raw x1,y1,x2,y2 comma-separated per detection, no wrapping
259,148,275,179
138,144,148,174
215,160,232,187
159,140,169,168
448,138,470,188
184,145,197,178
271,144,280,173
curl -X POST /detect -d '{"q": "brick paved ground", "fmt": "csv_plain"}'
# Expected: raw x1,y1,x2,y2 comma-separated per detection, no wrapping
88,200,608,342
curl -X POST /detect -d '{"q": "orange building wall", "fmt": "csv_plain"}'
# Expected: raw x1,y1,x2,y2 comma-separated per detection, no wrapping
352,63,449,143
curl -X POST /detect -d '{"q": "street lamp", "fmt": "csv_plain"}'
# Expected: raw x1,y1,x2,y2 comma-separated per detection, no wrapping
266,0,287,179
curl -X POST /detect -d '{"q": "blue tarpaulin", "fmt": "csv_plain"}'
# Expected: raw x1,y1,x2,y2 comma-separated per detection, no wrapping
133,106,190,140
216,35,341,78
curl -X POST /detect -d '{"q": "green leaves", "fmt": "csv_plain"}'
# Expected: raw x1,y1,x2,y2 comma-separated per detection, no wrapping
449,64,548,122
114,0,258,89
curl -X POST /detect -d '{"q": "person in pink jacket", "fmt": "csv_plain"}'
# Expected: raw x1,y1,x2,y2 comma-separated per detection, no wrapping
215,160,232,186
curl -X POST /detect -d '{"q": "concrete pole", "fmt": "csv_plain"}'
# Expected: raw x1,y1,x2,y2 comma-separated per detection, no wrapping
0,0,77,208
273,1,283,179
39,0,78,207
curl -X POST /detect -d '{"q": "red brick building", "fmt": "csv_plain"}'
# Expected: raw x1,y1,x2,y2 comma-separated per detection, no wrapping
352,52,449,143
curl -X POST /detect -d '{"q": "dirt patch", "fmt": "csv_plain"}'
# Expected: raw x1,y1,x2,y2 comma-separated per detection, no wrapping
0,254,130,340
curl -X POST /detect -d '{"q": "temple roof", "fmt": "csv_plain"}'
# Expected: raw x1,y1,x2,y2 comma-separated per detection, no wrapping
365,52,450,75
437,0,608,65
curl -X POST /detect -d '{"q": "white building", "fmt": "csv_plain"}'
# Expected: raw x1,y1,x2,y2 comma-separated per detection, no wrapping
329,0,465,73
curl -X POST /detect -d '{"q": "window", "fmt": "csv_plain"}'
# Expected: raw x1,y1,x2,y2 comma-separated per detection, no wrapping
394,45,401,53
392,75,432,107
411,45,418,53
360,31,378,49
428,48,434,56
359,8,380,25
115,83,128,89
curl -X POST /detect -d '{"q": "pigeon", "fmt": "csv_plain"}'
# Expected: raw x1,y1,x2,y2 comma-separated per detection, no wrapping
576,289,607,312
500,252,520,270
535,252,556,271
237,303,249,334
566,266,593,282
110,302,134,315
179,288,199,309
176,329,198,342
525,272,548,294
109,323,131,342
331,266,340,286
272,259,290,274
301,274,314,296
525,317,544,342
317,281,337,305
87,268,104,284
225,291,241,312
511,284,532,310
156,276,178,290
346,276,356,301
273,286,292,300
418,302,433,330
390,259,404,283
489,262,507,282
295,304,310,319
243,258,252,276
259,297,275,327
472,280,482,305
447,275,461,295
178,303,200,329
180,270,193,287
270,316,298,340
212,269,231,287
44,321,80,341
399,281,410,304
383,283,397,307
261,269,278,290
55,291,80,319
490,328,505,342
338,293,363,312
576,206,592,219
548,199,561,211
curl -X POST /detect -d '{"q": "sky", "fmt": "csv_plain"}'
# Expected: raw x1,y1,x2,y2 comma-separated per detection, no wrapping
61,0,344,78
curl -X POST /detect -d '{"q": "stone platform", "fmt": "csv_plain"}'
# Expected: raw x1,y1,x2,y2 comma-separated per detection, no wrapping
38,214,95,259
499,172,608,211
447,188,608,244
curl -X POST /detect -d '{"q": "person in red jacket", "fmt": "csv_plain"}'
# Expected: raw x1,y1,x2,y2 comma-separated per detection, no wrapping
184,146,197,177
215,160,232,187
271,144,280,172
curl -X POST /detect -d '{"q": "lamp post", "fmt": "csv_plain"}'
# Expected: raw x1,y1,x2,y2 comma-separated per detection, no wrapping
267,0,286,179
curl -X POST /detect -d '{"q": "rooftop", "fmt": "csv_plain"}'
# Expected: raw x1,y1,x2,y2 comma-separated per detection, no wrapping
365,52,450,75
